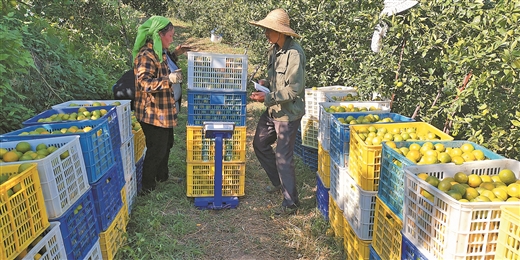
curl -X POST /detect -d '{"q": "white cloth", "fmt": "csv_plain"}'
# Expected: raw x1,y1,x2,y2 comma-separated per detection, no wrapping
381,0,418,16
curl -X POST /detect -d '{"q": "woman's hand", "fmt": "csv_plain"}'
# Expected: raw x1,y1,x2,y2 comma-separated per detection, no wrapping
174,44,193,56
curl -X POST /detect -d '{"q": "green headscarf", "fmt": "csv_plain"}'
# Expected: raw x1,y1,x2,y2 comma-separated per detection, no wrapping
132,16,171,63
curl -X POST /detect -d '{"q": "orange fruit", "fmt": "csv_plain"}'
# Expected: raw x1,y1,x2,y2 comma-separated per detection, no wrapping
464,187,479,200
507,197,520,202
450,148,463,157
480,190,496,200
447,190,462,200
491,175,502,183
409,143,421,151
423,155,439,164
507,183,520,198
434,143,446,152
474,195,492,202
454,172,468,184
406,150,422,163
385,141,397,149
417,173,429,181
461,152,476,162
438,180,452,192
499,169,517,185
472,150,486,160
451,156,465,165
421,189,434,202
480,182,495,191
438,152,452,163
452,183,467,196
2,151,19,162
492,188,508,201
426,176,440,187
460,143,475,154
468,174,483,188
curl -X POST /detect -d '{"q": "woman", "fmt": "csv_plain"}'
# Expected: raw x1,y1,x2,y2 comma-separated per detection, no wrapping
132,16,189,194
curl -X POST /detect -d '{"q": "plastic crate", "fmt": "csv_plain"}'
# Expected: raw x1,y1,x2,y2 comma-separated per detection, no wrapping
298,143,318,172
316,173,329,221
329,160,348,212
186,162,245,197
135,156,144,192
51,100,132,144
369,245,382,260
305,86,358,120
402,159,520,260
329,112,414,168
300,116,319,149
22,222,67,260
186,126,246,162
133,128,145,164
343,169,377,240
187,90,247,126
49,188,100,260
0,136,89,219
401,232,429,260
120,186,130,227
496,205,520,260
0,164,50,260
343,215,371,260
328,194,344,238
348,122,454,191
82,239,102,260
294,128,303,157
317,142,331,188
379,140,505,220
123,169,137,215
0,119,117,184
99,204,127,260
318,101,391,152
187,52,248,91
91,165,124,231
119,136,136,181
371,196,403,260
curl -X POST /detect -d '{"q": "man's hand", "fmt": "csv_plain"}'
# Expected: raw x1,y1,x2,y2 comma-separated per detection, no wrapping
250,91,266,102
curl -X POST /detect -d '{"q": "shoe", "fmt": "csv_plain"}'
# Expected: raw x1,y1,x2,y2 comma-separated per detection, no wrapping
265,184,282,193
273,204,299,216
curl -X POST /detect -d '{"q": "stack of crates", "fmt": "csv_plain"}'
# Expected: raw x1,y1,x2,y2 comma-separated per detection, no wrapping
1,99,133,259
295,128,318,172
185,52,248,202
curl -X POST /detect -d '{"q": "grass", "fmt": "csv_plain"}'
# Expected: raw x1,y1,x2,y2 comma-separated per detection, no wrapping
115,19,344,260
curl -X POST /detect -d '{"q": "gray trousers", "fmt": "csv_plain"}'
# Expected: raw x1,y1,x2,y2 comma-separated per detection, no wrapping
253,111,301,207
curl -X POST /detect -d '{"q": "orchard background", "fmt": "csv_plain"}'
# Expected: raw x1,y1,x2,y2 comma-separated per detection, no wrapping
1,0,519,160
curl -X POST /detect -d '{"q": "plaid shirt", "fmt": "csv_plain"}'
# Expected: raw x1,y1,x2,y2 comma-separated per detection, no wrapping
134,42,177,128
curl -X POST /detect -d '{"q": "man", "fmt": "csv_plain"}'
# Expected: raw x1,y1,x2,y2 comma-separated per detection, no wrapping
249,9,306,214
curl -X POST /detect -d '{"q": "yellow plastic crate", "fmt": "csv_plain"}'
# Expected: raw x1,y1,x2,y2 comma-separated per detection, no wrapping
301,116,319,149
120,187,129,228
348,122,453,191
328,193,344,238
186,126,246,162
186,162,245,197
133,128,146,163
343,216,371,260
99,204,127,260
0,164,50,260
317,142,331,188
496,206,520,260
372,196,403,260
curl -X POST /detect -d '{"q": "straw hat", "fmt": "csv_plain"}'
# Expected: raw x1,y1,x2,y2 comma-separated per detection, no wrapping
249,9,300,38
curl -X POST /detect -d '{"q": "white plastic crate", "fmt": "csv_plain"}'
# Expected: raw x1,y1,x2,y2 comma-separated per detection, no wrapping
51,100,133,144
329,160,350,211
187,52,248,91
342,169,377,240
82,239,102,260
318,101,391,151
301,116,319,149
22,222,66,260
403,159,520,260
0,136,89,219
305,86,358,120
120,136,136,181
125,170,137,214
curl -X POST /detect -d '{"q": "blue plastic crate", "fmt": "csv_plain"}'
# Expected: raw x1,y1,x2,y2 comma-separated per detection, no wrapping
136,156,144,192
379,140,506,220
91,164,124,231
49,188,100,260
295,128,303,157
401,232,429,260
301,145,318,172
316,174,329,221
369,245,382,260
329,112,414,167
0,119,116,184
187,90,247,126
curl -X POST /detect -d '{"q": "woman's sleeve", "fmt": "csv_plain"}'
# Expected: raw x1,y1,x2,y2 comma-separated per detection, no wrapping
135,50,170,92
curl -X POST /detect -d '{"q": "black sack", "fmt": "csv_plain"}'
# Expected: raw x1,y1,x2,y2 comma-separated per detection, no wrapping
112,69,135,110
